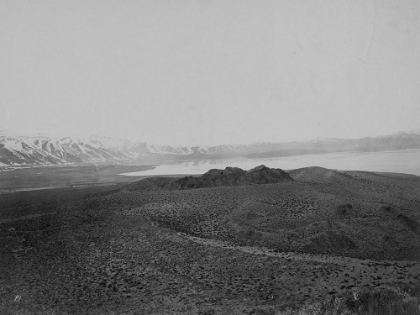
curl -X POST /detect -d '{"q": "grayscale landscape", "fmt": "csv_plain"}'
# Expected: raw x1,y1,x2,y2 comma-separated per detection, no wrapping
1,134,420,314
1,0,420,314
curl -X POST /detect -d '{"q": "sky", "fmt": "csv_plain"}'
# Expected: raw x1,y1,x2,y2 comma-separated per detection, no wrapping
1,0,419,145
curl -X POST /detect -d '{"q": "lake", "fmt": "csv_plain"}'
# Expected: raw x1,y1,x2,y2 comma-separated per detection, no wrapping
120,149,420,177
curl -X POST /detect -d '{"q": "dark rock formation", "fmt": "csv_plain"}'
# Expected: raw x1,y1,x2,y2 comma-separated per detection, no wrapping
126,165,293,191
164,165,293,190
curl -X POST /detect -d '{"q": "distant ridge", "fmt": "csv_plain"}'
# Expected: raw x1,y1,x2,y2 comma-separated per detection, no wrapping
126,165,293,191
1,129,420,167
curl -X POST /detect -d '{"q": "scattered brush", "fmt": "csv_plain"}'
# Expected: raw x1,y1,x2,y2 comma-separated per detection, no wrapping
277,284,420,315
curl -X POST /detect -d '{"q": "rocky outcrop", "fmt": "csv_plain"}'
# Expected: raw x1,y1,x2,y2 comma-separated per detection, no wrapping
126,165,293,191
164,165,293,190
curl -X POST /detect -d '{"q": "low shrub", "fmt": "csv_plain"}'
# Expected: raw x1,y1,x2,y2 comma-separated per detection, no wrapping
277,285,420,315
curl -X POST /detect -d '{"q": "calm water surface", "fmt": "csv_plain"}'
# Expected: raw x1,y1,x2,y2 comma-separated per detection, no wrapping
120,150,420,177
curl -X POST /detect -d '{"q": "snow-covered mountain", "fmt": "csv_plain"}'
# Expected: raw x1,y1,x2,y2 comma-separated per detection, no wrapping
0,131,231,166
0,134,138,166
1,130,420,167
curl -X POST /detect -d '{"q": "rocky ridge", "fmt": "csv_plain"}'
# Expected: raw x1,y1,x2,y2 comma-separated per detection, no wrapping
125,165,293,191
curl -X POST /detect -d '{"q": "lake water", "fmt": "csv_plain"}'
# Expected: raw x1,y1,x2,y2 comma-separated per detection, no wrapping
120,149,420,177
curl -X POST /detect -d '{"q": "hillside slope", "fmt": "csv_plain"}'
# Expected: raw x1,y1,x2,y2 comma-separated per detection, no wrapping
2,165,420,314
99,166,420,261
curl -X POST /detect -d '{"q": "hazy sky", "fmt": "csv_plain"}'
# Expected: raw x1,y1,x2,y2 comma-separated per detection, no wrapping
1,0,419,145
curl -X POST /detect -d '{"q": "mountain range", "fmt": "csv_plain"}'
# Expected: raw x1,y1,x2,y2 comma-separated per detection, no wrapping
1,129,420,167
